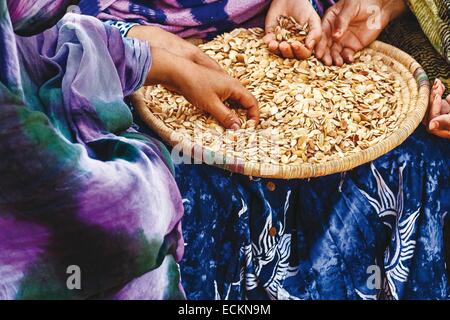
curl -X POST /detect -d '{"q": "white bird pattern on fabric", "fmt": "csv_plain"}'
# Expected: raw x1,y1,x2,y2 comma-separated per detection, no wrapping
359,164,420,300
226,191,302,300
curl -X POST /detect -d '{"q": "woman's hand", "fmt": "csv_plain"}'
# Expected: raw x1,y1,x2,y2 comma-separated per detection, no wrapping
426,79,450,139
315,0,406,66
264,0,321,59
146,48,260,130
128,25,224,72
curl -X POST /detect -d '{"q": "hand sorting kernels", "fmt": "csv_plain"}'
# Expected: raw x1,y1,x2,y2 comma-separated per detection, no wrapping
145,18,403,166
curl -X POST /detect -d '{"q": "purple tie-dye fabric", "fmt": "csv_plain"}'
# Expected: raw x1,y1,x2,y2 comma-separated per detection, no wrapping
1,0,185,299
80,0,335,39
88,0,270,38
313,0,336,16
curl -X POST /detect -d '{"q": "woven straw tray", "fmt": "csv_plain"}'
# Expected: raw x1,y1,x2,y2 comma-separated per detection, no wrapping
131,40,430,179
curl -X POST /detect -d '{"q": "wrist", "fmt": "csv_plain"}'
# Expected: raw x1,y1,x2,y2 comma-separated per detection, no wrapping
128,25,159,40
146,47,180,86
382,0,407,25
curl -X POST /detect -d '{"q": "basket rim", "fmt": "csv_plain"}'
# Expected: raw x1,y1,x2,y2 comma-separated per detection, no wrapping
132,40,430,179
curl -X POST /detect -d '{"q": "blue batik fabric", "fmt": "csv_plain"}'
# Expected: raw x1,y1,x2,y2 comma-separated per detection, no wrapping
175,126,450,300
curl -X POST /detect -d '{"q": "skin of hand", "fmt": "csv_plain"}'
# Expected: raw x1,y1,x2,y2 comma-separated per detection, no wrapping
146,47,260,130
426,79,450,139
128,25,224,73
315,0,406,66
263,0,322,60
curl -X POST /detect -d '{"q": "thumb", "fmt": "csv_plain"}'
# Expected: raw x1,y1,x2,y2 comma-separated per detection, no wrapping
333,1,356,38
306,15,322,50
430,114,450,131
265,3,281,36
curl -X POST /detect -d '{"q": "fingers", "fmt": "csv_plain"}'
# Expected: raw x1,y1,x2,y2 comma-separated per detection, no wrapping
429,114,450,139
317,1,370,65
264,4,280,39
227,80,260,123
429,80,444,121
264,6,284,56
422,78,449,139
263,32,276,44
316,14,334,59
291,41,312,60
332,0,357,39
267,40,311,60
429,114,450,131
428,95,442,125
306,15,322,50
208,97,242,130
322,48,333,66
341,48,355,63
206,78,260,130
315,36,328,60
442,98,450,114
434,78,446,97
330,42,344,66
438,98,450,127
265,34,312,60
331,51,343,67
268,40,282,56
279,42,295,58
265,1,321,60
264,33,282,55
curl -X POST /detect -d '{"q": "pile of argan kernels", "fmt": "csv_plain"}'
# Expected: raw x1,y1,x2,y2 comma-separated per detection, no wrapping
145,24,403,165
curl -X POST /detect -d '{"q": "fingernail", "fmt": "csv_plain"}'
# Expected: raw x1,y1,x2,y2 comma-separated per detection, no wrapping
308,40,316,50
231,123,240,131
334,30,342,37
433,79,439,89
430,121,439,130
